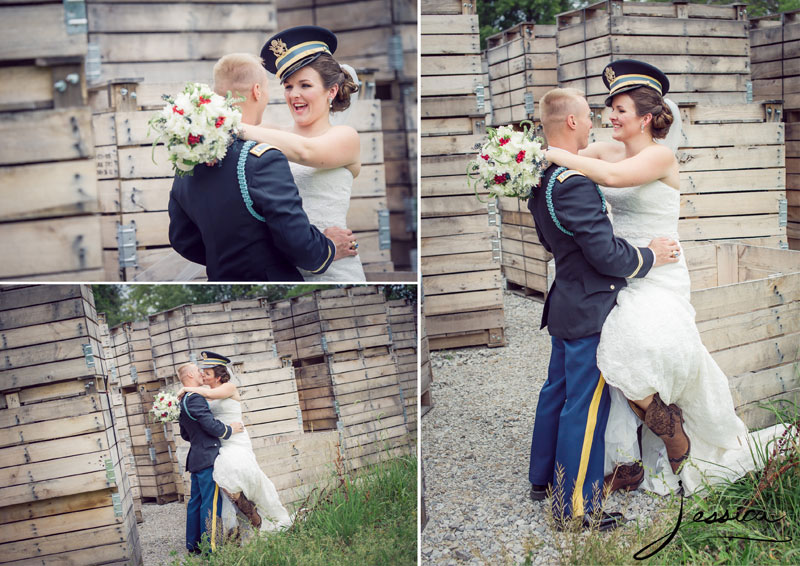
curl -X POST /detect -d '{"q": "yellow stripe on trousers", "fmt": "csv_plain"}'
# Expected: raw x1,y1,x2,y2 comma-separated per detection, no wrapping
571,374,606,517
211,483,219,551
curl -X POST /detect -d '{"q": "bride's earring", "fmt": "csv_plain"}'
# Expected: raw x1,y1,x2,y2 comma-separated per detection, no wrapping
328,97,333,108
640,122,645,133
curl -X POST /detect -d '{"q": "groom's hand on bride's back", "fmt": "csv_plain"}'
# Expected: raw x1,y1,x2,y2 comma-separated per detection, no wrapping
648,237,681,267
324,226,359,260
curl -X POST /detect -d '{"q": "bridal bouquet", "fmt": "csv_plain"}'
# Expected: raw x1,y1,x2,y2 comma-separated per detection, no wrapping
148,82,243,177
467,121,546,202
151,390,181,423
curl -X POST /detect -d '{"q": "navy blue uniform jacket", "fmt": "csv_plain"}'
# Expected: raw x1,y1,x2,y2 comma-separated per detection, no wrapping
528,164,654,340
169,139,335,281
179,392,233,473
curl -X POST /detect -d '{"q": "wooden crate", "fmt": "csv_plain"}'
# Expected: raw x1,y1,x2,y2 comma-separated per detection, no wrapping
0,1,103,281
557,0,750,106
387,298,418,442
420,298,433,416
421,0,506,349
0,284,141,565
486,22,557,126
686,243,800,429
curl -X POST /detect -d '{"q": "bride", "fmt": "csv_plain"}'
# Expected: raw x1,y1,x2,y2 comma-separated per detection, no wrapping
178,351,292,532
545,59,782,496
237,25,366,282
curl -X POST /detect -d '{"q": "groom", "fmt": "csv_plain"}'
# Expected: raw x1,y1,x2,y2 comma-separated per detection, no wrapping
527,88,680,530
178,363,243,554
168,52,357,281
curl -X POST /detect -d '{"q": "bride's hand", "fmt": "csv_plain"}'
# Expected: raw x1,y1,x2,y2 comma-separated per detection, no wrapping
545,147,569,166
238,123,253,141
177,387,187,400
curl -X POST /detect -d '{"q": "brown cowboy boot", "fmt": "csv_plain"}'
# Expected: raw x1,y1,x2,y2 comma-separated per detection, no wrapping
225,489,262,529
604,462,644,494
644,393,691,474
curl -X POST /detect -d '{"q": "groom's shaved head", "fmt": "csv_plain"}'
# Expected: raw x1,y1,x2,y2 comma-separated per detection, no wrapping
178,363,200,384
213,53,267,100
540,88,586,131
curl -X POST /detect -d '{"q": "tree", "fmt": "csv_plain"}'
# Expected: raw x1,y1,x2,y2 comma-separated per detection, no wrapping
478,0,574,49
92,285,127,327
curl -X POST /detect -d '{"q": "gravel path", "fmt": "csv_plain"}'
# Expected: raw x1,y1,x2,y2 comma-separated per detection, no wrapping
421,291,666,566
139,502,188,566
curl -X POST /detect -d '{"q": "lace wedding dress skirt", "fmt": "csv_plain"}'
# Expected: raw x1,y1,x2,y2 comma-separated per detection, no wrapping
209,398,292,531
290,162,366,282
598,180,782,495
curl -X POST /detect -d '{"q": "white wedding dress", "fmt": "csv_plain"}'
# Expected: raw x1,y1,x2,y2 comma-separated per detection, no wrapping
598,180,783,495
290,162,366,282
208,397,292,531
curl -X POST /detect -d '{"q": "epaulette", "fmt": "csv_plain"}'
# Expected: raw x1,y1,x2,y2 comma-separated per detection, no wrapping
249,143,278,157
556,169,585,183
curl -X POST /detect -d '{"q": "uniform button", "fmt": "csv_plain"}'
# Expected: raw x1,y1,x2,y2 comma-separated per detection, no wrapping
610,284,615,290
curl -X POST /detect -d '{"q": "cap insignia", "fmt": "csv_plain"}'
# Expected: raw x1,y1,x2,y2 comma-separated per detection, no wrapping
201,352,208,359
604,66,616,84
270,39,288,57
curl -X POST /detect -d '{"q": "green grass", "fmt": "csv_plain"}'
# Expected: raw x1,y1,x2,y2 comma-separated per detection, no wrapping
172,455,417,566
525,402,800,566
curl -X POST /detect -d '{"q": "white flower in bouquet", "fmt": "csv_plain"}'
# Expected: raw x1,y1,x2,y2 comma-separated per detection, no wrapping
467,121,546,202
151,390,181,423
148,82,243,177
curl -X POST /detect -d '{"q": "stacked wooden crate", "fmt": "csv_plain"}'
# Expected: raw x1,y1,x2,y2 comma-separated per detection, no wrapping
110,321,178,505
0,1,103,280
0,285,141,565
269,287,413,472
685,243,800,429
420,298,433,416
557,0,750,107
421,0,506,349
276,0,418,273
486,22,557,126
387,298,418,442
750,11,800,249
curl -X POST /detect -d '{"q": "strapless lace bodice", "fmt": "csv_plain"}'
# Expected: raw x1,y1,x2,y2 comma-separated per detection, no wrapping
208,397,252,450
289,162,366,282
601,179,680,243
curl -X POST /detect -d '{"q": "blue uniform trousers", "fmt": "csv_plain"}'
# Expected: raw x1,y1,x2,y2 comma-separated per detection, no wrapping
186,465,222,553
528,334,610,519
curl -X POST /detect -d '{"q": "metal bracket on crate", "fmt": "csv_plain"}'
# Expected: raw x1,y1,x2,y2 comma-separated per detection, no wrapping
82,343,95,368
397,385,408,425
475,84,485,113
130,365,138,383
487,200,498,226
111,493,123,517
105,459,116,483
779,198,788,227
272,343,278,357
145,428,152,443
296,409,304,429
167,444,173,460
334,399,341,417
117,223,138,268
491,237,501,261
86,42,102,84
387,326,394,344
110,365,117,381
321,335,328,353
388,35,404,72
63,0,88,34
149,447,156,463
404,197,417,233
524,92,535,115
746,81,753,103
780,241,789,250
189,352,197,364
378,209,392,249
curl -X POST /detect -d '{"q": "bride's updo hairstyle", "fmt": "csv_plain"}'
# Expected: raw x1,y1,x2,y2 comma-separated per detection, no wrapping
307,54,359,113
625,86,674,140
602,59,672,139
210,365,231,384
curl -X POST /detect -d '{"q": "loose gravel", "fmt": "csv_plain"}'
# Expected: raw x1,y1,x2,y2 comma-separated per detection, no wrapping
421,291,667,566
139,502,188,566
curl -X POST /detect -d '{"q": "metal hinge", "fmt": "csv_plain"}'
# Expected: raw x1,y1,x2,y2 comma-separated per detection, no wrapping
779,241,789,250
85,41,102,84
475,84,485,113
491,237,501,261
488,200,498,226
387,326,394,343
524,92,535,115
130,365,138,383
334,399,341,417
111,493,123,517
272,343,278,357
388,34,404,72
145,428,152,443
83,343,95,368
105,458,116,483
378,209,391,250
779,198,787,227
64,0,88,35
746,81,753,104
397,386,408,424
117,223,138,268
321,335,328,353
149,447,156,463
296,409,304,428
167,444,173,460
404,197,417,233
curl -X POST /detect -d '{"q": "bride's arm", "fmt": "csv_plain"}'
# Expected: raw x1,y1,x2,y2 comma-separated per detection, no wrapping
238,123,360,170
545,144,674,188
177,383,236,400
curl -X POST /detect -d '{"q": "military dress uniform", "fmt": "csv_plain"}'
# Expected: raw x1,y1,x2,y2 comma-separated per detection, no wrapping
168,138,335,281
527,164,655,521
180,391,234,553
